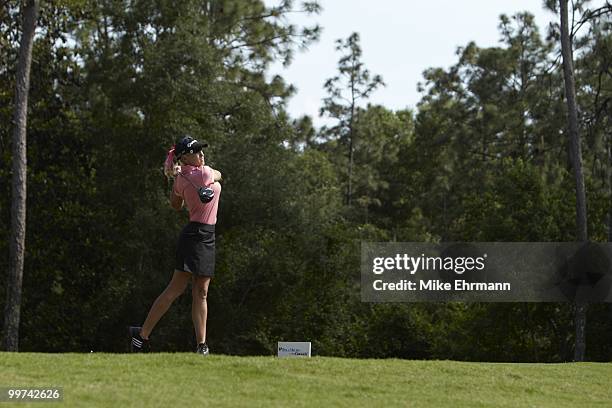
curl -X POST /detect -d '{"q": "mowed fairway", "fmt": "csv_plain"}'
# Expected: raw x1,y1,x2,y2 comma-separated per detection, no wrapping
0,353,611,407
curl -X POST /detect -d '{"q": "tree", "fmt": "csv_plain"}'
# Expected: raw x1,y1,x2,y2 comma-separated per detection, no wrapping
558,0,589,362
575,10,612,243
3,0,38,352
350,105,414,226
320,32,384,206
413,12,562,240
559,0,589,246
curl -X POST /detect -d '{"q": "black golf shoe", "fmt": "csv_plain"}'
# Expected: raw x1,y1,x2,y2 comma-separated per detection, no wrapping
196,343,209,356
129,326,150,353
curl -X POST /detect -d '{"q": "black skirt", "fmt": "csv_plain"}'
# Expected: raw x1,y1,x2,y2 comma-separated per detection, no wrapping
175,222,215,277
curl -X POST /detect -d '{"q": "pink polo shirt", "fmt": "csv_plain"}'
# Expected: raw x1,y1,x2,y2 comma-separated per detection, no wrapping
173,165,221,225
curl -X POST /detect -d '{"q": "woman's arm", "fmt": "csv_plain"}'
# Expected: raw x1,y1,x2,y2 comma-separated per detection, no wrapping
212,169,222,182
170,189,183,210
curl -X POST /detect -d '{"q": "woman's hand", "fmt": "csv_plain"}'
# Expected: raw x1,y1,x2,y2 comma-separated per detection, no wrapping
164,164,181,178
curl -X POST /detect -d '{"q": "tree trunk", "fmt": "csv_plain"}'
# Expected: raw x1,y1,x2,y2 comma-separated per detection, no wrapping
347,108,354,207
607,133,612,339
347,55,357,207
607,133,611,242
3,0,38,352
559,0,588,362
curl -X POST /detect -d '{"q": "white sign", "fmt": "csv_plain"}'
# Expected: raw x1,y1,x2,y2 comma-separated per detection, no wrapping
277,342,311,358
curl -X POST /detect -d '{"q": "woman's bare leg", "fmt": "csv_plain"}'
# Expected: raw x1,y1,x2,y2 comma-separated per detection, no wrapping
141,270,191,339
192,276,211,344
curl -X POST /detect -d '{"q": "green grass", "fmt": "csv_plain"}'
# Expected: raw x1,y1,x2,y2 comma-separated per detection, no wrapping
0,353,611,407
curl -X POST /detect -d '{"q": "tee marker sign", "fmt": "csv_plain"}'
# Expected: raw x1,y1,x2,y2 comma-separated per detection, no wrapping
277,342,311,357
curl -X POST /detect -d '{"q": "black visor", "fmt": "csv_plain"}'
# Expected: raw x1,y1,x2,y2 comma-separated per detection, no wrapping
175,136,208,156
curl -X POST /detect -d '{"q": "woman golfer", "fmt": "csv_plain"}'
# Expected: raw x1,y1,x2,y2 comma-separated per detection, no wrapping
130,136,222,355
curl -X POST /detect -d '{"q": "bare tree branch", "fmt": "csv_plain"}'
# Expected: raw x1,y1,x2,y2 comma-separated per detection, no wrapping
571,3,612,37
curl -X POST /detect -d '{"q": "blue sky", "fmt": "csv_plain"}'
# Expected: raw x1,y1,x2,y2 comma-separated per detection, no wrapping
266,0,566,128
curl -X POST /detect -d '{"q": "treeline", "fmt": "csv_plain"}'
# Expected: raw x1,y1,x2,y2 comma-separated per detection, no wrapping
1,1,611,361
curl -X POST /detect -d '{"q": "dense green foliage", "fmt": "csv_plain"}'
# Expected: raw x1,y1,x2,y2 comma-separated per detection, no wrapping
1,1,611,360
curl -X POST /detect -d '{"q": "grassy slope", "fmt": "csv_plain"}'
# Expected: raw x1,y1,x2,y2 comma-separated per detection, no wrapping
0,353,611,407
